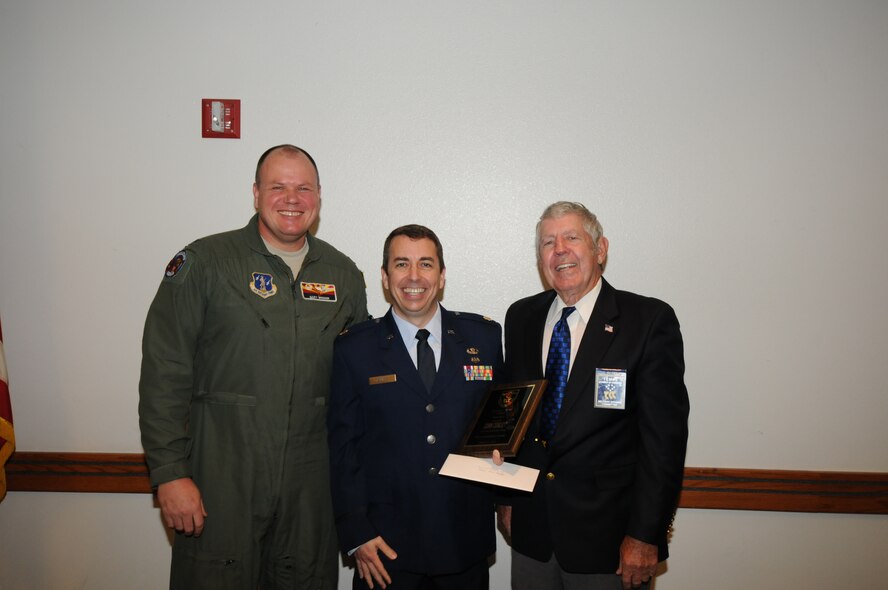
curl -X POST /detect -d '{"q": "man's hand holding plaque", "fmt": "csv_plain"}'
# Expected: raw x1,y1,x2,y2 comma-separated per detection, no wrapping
438,381,545,491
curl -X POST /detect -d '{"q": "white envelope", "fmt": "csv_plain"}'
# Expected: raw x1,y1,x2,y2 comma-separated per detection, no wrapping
438,453,539,492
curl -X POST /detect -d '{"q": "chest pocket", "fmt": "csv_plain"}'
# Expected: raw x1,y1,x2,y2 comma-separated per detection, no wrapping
297,297,351,342
206,277,276,330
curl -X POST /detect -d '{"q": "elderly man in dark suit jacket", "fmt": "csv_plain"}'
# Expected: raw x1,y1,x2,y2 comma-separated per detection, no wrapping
329,225,503,590
496,202,689,590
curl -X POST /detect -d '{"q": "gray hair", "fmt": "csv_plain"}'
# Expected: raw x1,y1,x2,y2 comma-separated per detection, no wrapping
535,201,604,261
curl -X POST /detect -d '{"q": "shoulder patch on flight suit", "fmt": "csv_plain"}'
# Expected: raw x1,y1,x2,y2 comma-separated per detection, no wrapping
162,250,192,282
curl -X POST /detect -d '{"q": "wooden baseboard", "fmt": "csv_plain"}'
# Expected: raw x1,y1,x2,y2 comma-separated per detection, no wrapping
5,452,887,514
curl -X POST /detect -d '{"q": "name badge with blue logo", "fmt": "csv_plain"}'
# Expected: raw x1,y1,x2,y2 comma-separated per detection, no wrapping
594,368,627,410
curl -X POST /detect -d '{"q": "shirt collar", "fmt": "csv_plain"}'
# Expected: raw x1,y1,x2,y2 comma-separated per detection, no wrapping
391,304,443,347
549,278,603,325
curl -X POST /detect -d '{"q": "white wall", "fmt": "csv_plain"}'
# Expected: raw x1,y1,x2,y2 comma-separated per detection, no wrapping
1,1,886,588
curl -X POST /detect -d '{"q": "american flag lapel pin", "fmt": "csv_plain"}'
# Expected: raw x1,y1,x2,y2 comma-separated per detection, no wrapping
604,324,614,333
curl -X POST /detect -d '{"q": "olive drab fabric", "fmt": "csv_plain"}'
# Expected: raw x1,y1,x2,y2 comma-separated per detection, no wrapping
140,215,368,589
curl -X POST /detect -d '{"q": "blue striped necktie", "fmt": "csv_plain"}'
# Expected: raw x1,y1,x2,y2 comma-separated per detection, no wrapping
541,306,575,440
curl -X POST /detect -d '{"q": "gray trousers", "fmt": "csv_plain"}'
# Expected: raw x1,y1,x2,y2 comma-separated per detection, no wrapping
511,550,652,590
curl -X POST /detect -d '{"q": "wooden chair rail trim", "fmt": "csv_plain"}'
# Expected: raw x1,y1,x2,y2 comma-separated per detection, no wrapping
6,452,887,514
680,467,888,514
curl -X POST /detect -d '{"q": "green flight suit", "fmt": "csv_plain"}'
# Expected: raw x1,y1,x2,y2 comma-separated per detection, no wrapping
139,215,368,590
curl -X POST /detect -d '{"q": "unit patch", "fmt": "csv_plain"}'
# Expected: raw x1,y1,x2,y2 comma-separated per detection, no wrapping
165,251,187,278
249,272,278,299
301,282,337,302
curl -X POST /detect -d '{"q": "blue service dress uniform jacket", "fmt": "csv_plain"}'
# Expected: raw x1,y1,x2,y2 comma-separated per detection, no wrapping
328,307,503,576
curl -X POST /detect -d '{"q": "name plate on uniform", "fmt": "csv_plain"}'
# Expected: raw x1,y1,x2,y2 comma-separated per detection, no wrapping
457,380,547,458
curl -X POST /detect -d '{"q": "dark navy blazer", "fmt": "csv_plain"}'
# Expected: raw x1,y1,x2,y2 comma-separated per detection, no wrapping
504,278,689,573
328,306,503,575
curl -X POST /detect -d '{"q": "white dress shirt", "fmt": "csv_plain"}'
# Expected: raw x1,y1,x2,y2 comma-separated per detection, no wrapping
542,279,603,377
392,304,443,370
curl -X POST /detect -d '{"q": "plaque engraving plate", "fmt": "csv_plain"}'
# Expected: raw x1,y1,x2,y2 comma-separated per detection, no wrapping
458,380,547,457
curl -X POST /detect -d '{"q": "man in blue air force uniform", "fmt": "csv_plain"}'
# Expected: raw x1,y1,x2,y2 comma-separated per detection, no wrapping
328,225,503,590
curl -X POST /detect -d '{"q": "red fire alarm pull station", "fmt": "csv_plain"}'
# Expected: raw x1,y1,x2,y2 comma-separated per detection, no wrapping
202,99,241,138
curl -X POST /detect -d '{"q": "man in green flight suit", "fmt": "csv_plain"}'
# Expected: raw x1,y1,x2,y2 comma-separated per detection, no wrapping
139,144,368,589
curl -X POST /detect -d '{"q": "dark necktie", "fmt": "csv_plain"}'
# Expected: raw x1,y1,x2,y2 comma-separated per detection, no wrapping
415,329,436,393
540,306,575,440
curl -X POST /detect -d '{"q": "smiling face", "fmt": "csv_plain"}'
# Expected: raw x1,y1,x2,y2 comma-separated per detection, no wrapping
538,213,609,306
382,236,446,327
252,149,320,251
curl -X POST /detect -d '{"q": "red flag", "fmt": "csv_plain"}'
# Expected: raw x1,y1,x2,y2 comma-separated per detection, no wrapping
0,316,14,500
